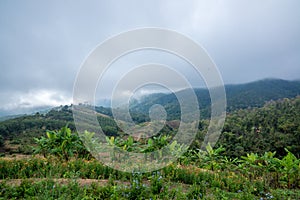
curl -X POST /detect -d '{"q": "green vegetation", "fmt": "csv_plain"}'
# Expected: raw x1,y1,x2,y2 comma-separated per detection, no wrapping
2,96,300,159
0,79,300,198
131,79,300,119
0,105,121,154
1,144,300,199
33,126,92,161
1,119,300,198
217,96,300,158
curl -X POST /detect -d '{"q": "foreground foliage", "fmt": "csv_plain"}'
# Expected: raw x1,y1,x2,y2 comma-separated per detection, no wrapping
1,144,300,199
33,126,92,161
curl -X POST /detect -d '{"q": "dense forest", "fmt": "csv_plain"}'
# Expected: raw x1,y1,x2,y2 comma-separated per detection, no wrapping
218,96,300,158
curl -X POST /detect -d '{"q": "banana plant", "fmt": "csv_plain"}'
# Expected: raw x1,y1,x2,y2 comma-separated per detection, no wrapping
141,138,156,161
153,135,170,149
168,141,189,164
260,151,282,175
241,152,258,165
279,148,299,188
33,125,88,161
256,151,281,187
122,136,134,151
58,126,74,161
240,152,260,180
80,131,96,152
33,136,49,158
202,143,225,171
105,136,122,161
220,156,240,171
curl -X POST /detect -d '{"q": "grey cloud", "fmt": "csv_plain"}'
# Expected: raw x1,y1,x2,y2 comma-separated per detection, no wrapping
0,0,300,115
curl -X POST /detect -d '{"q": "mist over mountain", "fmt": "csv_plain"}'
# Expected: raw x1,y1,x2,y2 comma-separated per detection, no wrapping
130,79,300,120
1,78,300,120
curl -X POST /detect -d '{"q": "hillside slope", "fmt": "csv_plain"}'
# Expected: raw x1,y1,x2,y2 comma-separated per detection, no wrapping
131,79,300,120
217,96,300,158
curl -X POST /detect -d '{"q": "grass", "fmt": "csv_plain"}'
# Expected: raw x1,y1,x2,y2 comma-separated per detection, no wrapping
1,155,300,199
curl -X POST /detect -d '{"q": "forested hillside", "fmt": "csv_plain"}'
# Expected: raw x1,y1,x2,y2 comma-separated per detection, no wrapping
217,96,300,158
1,79,300,157
0,105,120,154
1,96,299,159
130,79,300,120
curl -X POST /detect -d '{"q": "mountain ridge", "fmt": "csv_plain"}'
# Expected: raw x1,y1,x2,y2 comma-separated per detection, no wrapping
130,79,300,120
1,78,300,121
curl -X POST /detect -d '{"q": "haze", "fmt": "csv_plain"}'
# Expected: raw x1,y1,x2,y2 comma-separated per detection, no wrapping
1,0,300,116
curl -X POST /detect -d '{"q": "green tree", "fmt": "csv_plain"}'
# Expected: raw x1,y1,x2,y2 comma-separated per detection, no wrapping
0,135,4,147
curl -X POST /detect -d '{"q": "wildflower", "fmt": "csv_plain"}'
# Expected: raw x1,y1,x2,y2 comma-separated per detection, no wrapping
265,192,274,199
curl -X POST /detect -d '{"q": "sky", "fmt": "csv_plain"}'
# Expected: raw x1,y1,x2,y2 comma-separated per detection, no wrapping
0,0,300,116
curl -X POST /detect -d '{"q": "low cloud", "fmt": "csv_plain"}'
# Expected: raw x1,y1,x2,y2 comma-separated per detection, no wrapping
0,89,72,116
0,0,300,115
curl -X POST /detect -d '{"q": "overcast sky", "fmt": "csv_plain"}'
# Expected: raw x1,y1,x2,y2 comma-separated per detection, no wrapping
1,0,300,115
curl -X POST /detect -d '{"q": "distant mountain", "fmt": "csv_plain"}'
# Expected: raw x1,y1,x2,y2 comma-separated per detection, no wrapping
0,105,55,120
0,106,54,122
130,79,300,120
0,114,25,122
1,79,299,124
225,78,300,111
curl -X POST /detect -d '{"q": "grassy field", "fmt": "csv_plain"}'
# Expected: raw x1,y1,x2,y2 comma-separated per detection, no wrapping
1,151,300,200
